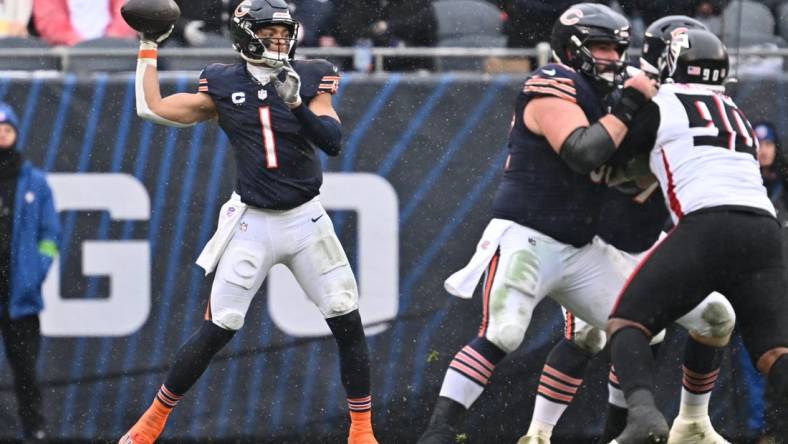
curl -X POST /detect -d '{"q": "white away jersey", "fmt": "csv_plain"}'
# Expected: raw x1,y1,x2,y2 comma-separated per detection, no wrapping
649,83,774,221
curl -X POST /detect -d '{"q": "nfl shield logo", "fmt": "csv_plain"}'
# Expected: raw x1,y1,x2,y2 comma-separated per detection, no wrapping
258,89,268,101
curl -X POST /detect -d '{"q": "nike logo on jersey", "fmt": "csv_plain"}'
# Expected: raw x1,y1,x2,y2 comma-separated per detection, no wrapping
542,68,556,76
311,214,324,223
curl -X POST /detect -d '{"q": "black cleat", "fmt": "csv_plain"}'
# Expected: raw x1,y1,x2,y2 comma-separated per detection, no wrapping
417,422,459,444
610,404,669,444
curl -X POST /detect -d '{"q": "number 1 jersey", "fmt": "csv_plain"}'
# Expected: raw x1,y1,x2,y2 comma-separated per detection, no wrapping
648,83,774,221
198,59,340,210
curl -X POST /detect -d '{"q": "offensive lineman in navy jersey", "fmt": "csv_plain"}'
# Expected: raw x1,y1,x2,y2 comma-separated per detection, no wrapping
518,17,736,444
417,5,661,443
118,1,378,443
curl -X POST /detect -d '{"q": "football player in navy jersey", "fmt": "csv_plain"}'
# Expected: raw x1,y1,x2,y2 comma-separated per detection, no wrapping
416,4,661,443
118,1,378,443
517,17,736,444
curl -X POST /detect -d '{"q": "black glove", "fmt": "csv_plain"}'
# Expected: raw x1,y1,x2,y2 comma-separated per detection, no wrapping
611,86,648,127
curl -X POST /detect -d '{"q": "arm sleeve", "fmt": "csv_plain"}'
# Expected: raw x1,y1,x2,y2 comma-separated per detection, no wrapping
559,123,617,174
559,97,659,175
292,104,342,156
33,0,81,46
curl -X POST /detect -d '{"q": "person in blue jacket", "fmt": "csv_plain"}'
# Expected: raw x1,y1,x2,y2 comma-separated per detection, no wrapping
0,101,60,443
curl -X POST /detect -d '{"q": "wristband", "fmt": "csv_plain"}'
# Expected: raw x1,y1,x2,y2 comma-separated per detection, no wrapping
138,41,158,65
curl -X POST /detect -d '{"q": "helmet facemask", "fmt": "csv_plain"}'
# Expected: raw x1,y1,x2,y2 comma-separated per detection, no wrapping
550,4,631,93
567,32,629,89
236,20,298,67
230,0,299,68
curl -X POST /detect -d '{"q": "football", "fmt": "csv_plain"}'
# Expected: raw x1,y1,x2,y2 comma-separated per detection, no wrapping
121,0,181,35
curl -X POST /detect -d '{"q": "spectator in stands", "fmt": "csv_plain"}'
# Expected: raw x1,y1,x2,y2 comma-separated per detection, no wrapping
613,1,696,46
32,0,135,46
366,0,438,71
331,0,436,71
495,0,576,48
0,0,32,37
691,0,726,34
331,0,380,47
291,0,337,47
0,102,60,444
755,121,788,214
172,0,233,47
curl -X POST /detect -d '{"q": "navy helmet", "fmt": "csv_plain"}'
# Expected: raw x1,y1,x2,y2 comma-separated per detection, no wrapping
230,0,299,67
550,3,631,89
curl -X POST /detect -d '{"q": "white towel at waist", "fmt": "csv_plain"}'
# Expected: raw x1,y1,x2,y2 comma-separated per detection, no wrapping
444,218,514,298
196,192,248,275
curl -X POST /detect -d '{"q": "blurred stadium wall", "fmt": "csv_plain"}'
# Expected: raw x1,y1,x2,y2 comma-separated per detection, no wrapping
0,73,785,443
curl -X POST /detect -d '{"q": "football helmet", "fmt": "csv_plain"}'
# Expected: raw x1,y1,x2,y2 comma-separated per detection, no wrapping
230,0,299,67
550,3,631,89
640,15,708,80
665,29,728,86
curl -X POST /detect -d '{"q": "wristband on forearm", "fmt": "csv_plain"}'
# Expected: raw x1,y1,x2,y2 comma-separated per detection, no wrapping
611,87,648,127
291,104,342,156
135,41,194,128
138,40,158,65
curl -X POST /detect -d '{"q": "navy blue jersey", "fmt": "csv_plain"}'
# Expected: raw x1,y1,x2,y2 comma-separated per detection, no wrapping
198,59,340,210
596,184,668,253
595,99,667,253
491,63,607,247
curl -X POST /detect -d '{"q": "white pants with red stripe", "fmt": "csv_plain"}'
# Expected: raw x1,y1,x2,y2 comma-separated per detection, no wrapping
477,221,734,354
207,196,359,330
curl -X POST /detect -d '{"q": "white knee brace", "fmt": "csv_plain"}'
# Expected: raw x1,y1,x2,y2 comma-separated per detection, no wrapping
573,324,607,354
699,297,736,338
212,309,245,331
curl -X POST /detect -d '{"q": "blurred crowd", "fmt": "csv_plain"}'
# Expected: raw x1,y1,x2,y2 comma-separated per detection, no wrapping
1,1,787,60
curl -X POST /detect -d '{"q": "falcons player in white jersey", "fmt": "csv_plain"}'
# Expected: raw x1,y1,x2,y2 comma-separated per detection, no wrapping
605,29,788,443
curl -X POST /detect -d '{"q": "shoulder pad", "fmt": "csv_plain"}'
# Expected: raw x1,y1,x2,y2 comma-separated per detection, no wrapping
293,59,341,96
522,63,579,103
198,63,239,94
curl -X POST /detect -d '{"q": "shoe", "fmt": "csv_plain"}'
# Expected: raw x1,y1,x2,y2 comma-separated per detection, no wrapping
348,410,378,444
119,432,146,444
348,424,379,444
668,415,730,443
612,404,669,444
517,434,550,444
417,422,458,444
118,401,171,444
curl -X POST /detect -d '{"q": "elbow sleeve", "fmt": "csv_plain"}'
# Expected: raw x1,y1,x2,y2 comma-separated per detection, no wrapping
559,123,617,174
292,104,342,156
